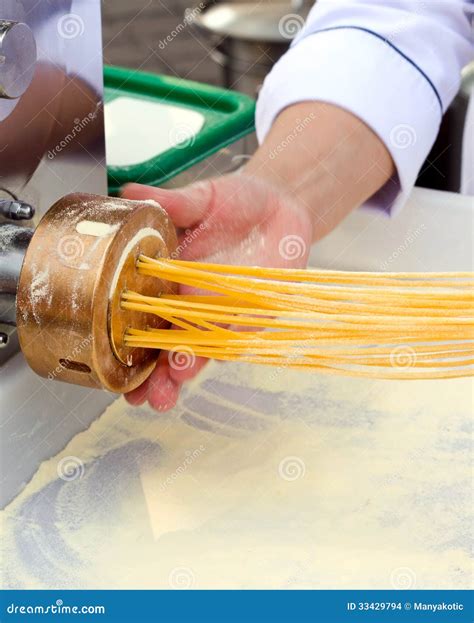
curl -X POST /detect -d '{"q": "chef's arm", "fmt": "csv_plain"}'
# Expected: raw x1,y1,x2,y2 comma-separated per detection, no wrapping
255,0,473,217
244,101,394,241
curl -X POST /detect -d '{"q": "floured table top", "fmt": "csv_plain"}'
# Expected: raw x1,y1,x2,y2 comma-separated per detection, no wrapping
1,359,471,589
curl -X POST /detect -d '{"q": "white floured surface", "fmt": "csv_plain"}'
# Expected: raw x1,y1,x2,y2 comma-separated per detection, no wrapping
1,360,471,589
105,96,205,167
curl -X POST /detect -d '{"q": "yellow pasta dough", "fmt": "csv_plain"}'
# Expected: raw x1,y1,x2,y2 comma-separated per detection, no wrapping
121,256,474,380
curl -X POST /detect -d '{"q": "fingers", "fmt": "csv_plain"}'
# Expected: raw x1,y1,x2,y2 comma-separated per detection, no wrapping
125,377,150,407
141,354,212,411
122,181,213,230
145,352,183,412
124,352,181,412
125,352,210,413
168,354,209,384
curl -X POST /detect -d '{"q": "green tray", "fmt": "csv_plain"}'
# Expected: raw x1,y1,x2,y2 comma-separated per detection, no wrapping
104,65,255,194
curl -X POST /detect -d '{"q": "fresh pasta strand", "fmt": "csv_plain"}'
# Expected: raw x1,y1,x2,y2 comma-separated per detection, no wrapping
121,257,474,380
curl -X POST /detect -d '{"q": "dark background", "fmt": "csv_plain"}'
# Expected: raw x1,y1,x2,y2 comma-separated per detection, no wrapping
102,1,220,85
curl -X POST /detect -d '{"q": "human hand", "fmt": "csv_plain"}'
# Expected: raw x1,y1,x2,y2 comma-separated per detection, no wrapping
122,172,312,411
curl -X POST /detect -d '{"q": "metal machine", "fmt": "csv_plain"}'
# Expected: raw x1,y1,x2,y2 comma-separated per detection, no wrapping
0,0,106,362
0,1,180,391
0,0,108,507
0,1,177,507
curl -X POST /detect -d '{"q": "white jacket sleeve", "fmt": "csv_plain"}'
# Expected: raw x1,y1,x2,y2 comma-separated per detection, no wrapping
256,0,474,213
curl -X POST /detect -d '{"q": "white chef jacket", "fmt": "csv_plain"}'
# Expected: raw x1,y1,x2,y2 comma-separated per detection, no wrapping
256,0,474,213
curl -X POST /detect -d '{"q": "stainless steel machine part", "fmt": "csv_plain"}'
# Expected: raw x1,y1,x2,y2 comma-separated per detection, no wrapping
1,0,109,509
0,18,37,99
0,0,107,365
0,198,35,220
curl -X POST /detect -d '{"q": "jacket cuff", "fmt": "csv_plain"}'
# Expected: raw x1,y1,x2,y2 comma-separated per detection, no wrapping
256,28,443,214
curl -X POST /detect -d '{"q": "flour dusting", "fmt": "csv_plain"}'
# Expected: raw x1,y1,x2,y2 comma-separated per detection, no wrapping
1,361,471,589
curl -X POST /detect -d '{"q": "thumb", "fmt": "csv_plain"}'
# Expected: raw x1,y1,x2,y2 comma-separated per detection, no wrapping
121,181,214,229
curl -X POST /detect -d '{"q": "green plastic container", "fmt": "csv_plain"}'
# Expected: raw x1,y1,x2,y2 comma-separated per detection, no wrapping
104,65,256,194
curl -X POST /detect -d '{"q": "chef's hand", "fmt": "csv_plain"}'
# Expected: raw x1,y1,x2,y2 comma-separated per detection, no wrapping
122,172,312,411
123,101,394,412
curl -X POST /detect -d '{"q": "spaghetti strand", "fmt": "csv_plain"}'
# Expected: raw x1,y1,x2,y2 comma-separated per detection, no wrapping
121,257,474,381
